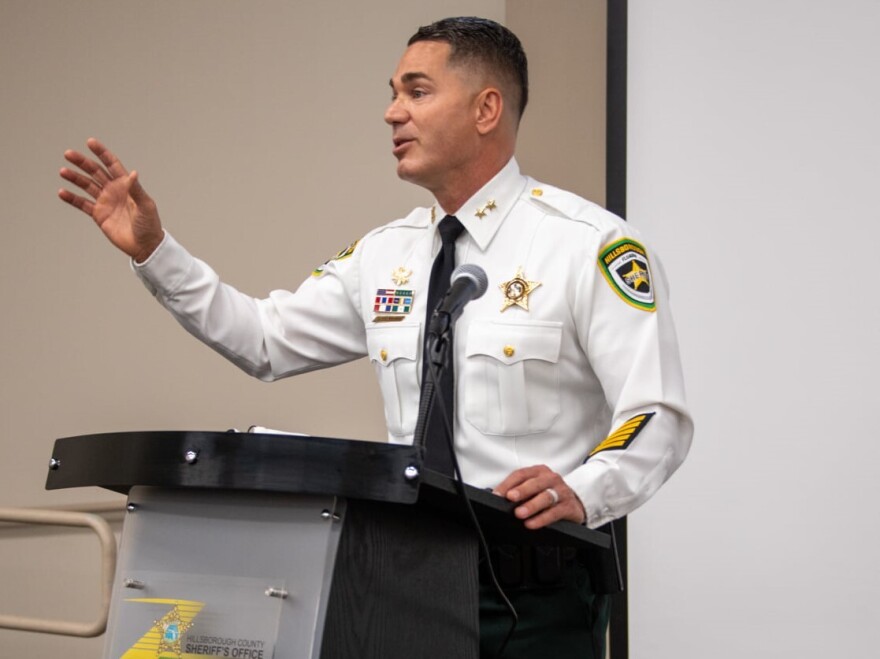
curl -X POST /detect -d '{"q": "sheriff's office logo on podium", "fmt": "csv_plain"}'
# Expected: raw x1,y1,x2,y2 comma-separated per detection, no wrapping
598,238,656,311
109,576,280,659
120,598,203,658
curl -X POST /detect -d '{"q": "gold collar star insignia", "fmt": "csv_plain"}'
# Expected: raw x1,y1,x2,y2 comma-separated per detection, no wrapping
499,267,541,311
475,198,497,219
391,266,412,286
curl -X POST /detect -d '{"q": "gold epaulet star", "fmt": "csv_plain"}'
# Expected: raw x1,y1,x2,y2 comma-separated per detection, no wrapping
499,267,541,311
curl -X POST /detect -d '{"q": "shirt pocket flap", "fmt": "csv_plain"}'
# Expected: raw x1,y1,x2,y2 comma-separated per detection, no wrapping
366,323,421,366
465,320,563,365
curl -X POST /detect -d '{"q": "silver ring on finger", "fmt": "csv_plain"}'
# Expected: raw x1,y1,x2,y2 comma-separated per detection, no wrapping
545,487,560,507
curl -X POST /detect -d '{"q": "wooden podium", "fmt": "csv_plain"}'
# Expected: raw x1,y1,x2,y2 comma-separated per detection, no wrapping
46,431,619,659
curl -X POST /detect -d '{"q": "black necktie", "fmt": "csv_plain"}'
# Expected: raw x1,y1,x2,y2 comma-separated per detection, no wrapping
421,215,465,475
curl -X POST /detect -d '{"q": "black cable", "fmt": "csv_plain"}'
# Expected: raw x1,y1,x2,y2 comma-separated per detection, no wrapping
426,346,518,658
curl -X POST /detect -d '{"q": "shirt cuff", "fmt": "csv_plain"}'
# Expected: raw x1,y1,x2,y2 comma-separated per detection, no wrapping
563,463,618,530
130,230,195,298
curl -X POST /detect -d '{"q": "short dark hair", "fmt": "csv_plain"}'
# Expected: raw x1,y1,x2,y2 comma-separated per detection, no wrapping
408,16,529,121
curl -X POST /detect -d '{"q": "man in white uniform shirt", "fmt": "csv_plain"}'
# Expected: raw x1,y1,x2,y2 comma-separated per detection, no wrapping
59,17,692,658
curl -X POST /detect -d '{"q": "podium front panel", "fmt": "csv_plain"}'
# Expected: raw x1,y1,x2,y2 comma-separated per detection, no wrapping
104,486,345,659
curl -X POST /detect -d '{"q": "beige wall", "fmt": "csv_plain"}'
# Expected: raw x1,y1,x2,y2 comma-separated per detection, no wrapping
510,0,607,205
0,1,605,655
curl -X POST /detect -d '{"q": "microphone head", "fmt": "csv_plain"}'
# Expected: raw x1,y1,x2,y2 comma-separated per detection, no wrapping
451,263,489,299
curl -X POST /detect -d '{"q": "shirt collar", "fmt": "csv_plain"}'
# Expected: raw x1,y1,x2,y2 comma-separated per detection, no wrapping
434,157,527,251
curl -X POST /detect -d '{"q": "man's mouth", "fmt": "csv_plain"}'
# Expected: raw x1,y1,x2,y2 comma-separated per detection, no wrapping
392,137,414,156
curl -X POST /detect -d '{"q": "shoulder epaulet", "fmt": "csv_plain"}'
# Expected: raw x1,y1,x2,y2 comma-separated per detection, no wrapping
310,205,431,277
523,180,625,233
361,205,433,242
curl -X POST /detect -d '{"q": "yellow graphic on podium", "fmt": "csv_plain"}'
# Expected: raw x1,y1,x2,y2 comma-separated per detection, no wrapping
121,598,205,659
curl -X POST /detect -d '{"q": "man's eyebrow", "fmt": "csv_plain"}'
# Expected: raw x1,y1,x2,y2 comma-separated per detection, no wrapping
389,71,433,88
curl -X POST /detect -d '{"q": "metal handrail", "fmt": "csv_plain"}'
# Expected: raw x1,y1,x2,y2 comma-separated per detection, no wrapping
0,506,117,637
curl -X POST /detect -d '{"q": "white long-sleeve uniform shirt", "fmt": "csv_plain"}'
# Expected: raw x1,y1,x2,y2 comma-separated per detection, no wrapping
134,159,693,529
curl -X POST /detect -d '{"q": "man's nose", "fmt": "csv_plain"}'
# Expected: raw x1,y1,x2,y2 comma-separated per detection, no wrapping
384,98,407,125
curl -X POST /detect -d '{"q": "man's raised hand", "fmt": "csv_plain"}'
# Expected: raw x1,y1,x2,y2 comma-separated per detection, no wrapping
59,138,164,263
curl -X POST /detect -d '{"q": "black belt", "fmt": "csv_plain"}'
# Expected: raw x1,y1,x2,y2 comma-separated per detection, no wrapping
479,544,583,589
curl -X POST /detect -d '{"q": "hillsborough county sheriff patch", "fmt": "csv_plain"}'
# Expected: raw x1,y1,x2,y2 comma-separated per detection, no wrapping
588,412,655,458
311,239,360,277
598,238,656,311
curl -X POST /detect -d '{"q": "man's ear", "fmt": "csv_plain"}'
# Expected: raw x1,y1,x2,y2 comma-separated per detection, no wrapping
475,87,504,135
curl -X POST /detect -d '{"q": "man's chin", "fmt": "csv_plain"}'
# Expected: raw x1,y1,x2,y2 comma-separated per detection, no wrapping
395,161,426,186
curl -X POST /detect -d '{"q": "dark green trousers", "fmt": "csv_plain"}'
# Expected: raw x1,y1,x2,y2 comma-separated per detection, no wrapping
479,563,610,659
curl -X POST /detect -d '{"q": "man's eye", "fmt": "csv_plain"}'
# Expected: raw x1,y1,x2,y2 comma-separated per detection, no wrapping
412,89,426,99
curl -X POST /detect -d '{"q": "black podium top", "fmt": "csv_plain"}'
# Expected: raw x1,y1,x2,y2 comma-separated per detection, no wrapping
47,430,422,503
46,431,616,572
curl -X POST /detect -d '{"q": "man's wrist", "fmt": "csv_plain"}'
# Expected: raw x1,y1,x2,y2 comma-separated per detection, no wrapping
133,230,166,265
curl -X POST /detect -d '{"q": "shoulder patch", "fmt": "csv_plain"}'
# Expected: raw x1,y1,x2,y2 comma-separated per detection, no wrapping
333,239,359,261
587,412,655,459
598,238,656,311
311,239,359,277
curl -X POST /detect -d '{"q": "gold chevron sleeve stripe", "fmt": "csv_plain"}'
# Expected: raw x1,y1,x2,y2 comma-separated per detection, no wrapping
588,412,656,458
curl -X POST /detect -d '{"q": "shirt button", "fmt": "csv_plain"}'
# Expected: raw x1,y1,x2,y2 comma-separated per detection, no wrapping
503,345,515,358
380,349,388,362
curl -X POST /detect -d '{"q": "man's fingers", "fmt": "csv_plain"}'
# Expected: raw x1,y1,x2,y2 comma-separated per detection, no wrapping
513,487,560,518
59,167,102,199
515,492,585,529
58,188,94,216
87,137,128,179
128,171,148,202
502,467,557,503
64,148,111,187
496,464,587,528
521,500,578,530
493,465,544,497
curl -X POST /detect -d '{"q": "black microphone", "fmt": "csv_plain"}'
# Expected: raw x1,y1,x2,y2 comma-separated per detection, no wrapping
428,264,489,338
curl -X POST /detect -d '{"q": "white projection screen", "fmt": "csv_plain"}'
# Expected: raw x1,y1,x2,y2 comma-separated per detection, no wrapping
626,1,880,657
